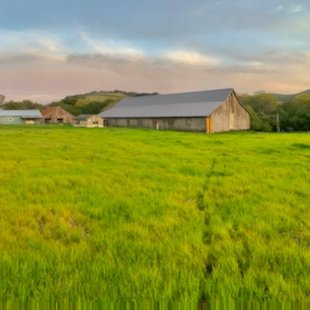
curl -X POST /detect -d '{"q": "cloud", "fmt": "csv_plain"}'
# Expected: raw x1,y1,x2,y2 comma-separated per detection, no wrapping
6,48,304,102
1,45,309,103
79,31,145,61
0,53,44,65
291,5,303,13
0,14,309,104
1,51,309,103
230,50,310,68
0,29,66,62
164,50,221,66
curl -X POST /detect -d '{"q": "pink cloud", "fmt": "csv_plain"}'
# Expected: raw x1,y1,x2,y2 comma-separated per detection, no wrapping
0,50,309,103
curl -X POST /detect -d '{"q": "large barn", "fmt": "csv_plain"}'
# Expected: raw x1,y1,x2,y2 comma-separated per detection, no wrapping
100,88,250,133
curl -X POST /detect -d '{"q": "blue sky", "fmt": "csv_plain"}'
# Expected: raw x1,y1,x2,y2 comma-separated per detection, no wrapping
0,0,309,102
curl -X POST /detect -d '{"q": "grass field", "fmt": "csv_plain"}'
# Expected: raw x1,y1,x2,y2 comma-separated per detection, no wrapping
0,126,309,302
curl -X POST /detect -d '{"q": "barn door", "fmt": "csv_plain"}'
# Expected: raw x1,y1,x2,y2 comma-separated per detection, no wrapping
205,117,213,133
153,119,159,130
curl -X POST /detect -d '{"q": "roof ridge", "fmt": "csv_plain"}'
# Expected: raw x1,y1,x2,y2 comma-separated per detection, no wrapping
160,88,233,96
124,88,234,100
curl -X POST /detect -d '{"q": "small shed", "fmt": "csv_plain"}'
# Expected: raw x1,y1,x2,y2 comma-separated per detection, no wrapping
41,106,75,124
100,88,250,133
74,114,104,128
0,110,43,125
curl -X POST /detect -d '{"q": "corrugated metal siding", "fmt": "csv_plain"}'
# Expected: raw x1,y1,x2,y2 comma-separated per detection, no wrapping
0,116,23,125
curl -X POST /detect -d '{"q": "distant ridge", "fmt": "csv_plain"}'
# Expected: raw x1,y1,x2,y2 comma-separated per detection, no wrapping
272,89,310,102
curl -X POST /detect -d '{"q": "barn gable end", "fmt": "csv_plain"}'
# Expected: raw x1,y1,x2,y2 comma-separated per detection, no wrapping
209,91,250,132
41,106,75,124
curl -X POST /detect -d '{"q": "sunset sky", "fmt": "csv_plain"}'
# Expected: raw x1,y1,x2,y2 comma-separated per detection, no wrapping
0,0,309,103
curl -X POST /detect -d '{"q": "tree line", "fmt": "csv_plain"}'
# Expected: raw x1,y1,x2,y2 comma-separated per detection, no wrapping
239,92,310,132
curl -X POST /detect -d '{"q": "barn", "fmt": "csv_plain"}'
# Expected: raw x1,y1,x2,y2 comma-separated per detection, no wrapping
0,110,43,125
41,106,75,124
100,88,250,133
74,114,104,128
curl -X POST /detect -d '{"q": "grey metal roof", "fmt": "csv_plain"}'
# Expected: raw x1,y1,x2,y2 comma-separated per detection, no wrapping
100,88,233,118
0,110,42,118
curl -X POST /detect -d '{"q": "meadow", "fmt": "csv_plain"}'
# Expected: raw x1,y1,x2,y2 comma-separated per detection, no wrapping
0,126,309,302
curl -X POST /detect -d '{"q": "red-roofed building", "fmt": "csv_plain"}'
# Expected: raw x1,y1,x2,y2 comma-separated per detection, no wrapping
41,106,75,124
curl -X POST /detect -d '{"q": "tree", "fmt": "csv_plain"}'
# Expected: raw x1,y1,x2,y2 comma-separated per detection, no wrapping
239,93,278,131
2,100,44,110
279,95,310,131
0,95,5,105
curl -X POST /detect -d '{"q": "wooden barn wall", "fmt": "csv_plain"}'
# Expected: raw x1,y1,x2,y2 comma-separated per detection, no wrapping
24,119,43,125
75,116,104,128
210,93,250,132
44,107,75,124
106,117,206,131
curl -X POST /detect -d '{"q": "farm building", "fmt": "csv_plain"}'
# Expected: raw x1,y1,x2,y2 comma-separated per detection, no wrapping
0,110,43,125
74,114,104,128
100,88,250,133
41,106,75,124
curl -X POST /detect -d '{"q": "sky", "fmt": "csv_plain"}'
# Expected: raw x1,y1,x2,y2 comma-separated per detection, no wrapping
0,0,309,103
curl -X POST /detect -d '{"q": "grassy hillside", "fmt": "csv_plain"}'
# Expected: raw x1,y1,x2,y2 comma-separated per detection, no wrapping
0,127,309,302
49,91,159,115
49,91,127,115
272,89,310,102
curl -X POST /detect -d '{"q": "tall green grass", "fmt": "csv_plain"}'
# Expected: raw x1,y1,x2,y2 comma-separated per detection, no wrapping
0,126,309,301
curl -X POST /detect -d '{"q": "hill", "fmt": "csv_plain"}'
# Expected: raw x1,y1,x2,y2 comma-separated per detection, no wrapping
0,126,309,301
49,90,159,115
0,90,159,115
272,89,310,102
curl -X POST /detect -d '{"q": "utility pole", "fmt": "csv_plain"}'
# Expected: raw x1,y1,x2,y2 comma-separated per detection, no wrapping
276,113,280,133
